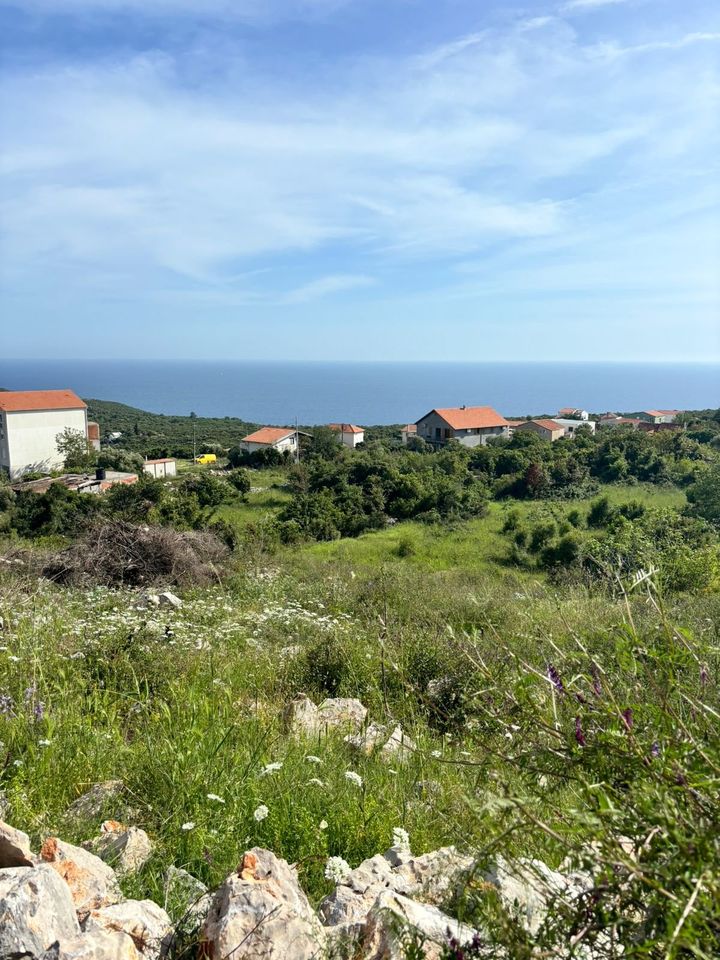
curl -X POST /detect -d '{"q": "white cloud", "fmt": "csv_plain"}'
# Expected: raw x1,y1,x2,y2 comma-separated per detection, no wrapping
0,0,350,21
282,274,375,303
562,0,629,11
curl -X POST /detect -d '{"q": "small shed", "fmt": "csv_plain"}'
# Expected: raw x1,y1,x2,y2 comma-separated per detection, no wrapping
144,458,177,479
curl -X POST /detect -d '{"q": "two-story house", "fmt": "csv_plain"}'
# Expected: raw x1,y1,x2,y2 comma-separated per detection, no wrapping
415,406,509,447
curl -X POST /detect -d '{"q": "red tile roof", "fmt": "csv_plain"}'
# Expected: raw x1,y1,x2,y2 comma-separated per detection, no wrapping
402,424,417,432
558,407,579,415
328,423,364,434
531,419,564,432
242,427,295,445
0,389,86,412
420,406,509,430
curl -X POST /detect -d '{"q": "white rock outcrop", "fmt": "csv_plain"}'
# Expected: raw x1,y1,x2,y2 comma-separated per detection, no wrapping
0,818,34,867
39,836,123,917
0,864,81,956
84,822,153,875
83,899,172,959
202,848,327,959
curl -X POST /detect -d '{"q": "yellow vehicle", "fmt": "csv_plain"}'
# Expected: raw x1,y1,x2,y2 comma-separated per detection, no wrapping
194,453,217,465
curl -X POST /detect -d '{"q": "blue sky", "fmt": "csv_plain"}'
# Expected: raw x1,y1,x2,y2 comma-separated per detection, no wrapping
1,0,718,361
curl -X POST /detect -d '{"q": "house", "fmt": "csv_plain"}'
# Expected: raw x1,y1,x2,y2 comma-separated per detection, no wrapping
505,420,524,434
240,427,299,454
328,423,365,448
557,408,589,421
12,469,137,495
553,418,596,436
515,419,565,442
598,414,641,430
638,420,682,434
0,389,89,479
415,406,509,447
143,458,177,479
637,410,681,424
400,424,417,444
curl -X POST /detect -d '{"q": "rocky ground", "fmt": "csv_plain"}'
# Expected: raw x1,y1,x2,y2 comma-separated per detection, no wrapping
1,781,598,960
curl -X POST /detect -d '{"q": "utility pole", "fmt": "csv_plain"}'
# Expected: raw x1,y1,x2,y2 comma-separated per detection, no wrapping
190,411,197,463
295,416,300,464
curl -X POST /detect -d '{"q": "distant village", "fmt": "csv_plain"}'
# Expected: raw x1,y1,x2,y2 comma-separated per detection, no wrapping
0,388,684,493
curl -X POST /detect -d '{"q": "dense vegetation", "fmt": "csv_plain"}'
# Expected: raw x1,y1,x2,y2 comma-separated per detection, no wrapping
1,406,719,956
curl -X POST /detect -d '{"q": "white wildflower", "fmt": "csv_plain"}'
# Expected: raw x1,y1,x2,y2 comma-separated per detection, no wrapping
392,827,410,849
181,822,195,831
260,762,283,777
324,856,352,884
253,804,269,822
319,819,329,830
344,771,363,788
206,793,225,803
305,755,322,764
307,778,325,787
38,739,52,747
430,750,442,759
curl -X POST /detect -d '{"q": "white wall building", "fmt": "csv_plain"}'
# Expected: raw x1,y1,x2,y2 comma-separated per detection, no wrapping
240,427,299,454
143,458,177,479
328,423,365,447
0,390,88,479
553,418,596,437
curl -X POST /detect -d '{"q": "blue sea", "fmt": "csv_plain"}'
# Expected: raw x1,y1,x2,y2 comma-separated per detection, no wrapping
0,360,717,425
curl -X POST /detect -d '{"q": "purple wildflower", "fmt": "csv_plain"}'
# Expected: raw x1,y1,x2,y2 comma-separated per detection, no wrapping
651,742,660,759
547,663,565,695
0,693,15,716
590,664,602,697
33,701,45,722
621,708,634,732
575,716,587,747
700,664,708,687
23,684,37,703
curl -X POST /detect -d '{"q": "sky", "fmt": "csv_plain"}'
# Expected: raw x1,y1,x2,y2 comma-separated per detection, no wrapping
0,0,719,361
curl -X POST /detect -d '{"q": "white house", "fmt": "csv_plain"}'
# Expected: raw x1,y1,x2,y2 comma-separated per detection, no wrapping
415,406,509,447
400,424,417,444
0,389,89,479
554,418,596,437
328,423,365,448
558,407,589,421
638,410,681,424
143,458,177,479
240,427,299,454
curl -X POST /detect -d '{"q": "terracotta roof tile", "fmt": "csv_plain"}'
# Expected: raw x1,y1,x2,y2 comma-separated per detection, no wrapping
328,423,364,433
419,406,509,430
242,427,295,445
0,389,86,412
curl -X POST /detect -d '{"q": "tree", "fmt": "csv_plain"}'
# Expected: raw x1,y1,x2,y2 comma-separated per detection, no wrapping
55,428,97,473
686,466,720,525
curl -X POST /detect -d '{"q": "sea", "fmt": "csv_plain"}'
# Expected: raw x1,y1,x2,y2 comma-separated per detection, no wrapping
0,360,717,425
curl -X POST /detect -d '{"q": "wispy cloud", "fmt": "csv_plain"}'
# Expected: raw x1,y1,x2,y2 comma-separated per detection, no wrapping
562,0,629,11
1,1,718,359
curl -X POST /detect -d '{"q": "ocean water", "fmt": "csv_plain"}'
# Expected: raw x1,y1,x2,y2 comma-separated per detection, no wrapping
0,360,717,425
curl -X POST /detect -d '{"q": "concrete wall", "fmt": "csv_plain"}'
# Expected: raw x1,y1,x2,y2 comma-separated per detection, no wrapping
339,431,364,448
2,408,87,478
554,418,596,436
143,460,177,479
516,422,564,442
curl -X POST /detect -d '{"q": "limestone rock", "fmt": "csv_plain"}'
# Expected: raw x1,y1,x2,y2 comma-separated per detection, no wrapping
361,889,482,960
317,698,367,733
394,847,475,906
344,721,388,756
43,929,141,960
380,726,416,763
158,591,182,608
202,848,327,959
0,819,33,867
319,851,413,926
39,837,123,916
164,865,211,925
66,781,125,822
84,899,171,959
0,864,81,956
284,694,319,736
482,856,590,935
84,822,153,875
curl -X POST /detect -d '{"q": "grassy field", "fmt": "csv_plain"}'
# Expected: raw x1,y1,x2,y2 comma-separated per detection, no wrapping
1,475,717,955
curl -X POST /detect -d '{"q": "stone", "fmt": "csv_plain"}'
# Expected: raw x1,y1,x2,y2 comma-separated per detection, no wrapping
344,721,388,756
482,856,590,936
361,889,482,960
158,591,182,608
319,846,475,928
84,823,153,875
394,847,475,906
317,698,367,733
380,726,416,763
0,864,81,956
283,694,320,736
43,929,141,960
202,848,327,959
0,819,33,867
164,865,211,925
324,921,365,960
39,836,123,917
66,781,125,822
84,899,172,959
